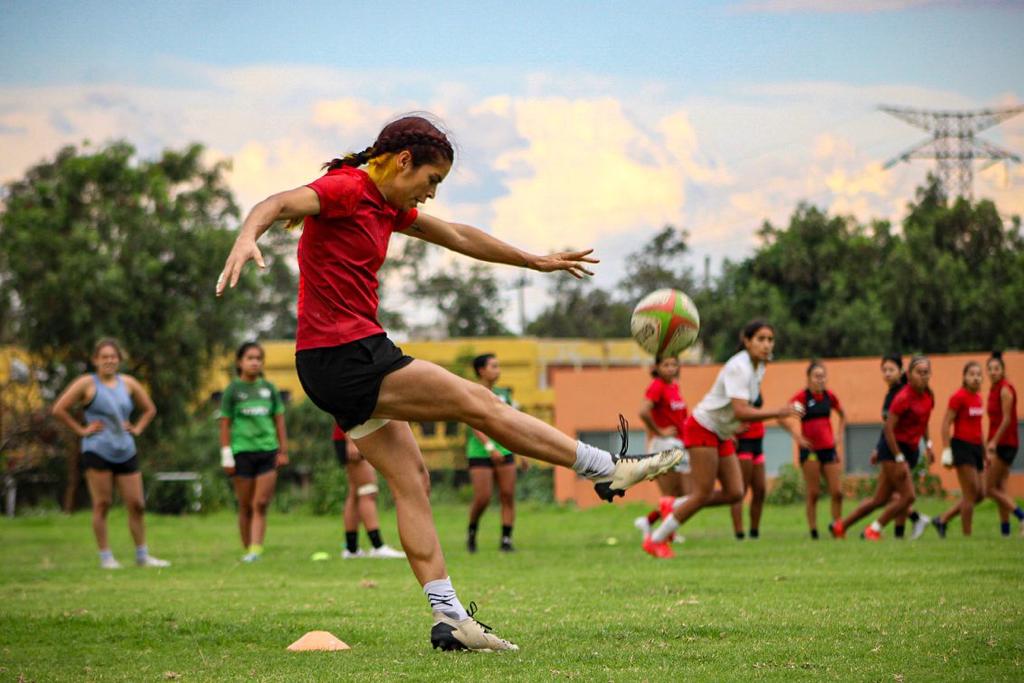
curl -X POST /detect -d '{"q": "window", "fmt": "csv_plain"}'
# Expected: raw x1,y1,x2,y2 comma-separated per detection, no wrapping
577,429,647,457
419,422,437,437
762,426,794,477
445,421,460,437
845,424,883,474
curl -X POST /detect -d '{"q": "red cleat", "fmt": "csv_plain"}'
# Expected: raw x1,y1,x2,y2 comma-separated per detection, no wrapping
642,534,675,559
863,526,882,541
828,520,845,539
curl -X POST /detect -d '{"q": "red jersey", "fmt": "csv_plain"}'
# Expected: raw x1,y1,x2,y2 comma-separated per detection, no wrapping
948,388,983,445
987,378,1019,446
332,424,346,441
644,378,688,435
791,389,841,450
296,167,418,351
736,420,765,440
888,385,934,445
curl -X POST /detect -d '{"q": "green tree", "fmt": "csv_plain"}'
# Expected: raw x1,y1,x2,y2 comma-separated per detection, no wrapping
526,274,631,338
416,262,511,337
617,225,696,304
0,141,293,439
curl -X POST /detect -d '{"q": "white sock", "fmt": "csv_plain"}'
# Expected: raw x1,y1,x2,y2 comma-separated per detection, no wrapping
135,545,148,562
424,577,468,620
869,521,882,533
651,516,680,543
572,441,615,479
672,496,689,510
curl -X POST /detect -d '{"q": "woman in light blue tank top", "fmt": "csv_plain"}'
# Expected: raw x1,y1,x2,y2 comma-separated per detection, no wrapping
52,339,169,569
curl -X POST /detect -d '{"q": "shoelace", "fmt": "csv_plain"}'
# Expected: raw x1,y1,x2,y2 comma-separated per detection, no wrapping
467,601,492,632
616,414,629,459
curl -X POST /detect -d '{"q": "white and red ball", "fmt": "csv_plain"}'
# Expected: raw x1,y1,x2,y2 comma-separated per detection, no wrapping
630,288,701,357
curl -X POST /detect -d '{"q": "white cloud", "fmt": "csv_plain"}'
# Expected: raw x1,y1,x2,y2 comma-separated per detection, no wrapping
730,0,1011,14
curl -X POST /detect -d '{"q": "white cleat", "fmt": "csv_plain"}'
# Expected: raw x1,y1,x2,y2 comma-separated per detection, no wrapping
368,544,406,559
594,449,684,502
633,516,652,536
137,555,171,568
342,549,366,559
100,557,123,570
430,603,518,652
910,513,931,540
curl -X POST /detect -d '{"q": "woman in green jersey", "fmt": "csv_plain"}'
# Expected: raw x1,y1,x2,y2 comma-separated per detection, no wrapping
219,342,288,562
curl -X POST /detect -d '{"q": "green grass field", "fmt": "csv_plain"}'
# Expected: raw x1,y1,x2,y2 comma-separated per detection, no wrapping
2,499,1022,682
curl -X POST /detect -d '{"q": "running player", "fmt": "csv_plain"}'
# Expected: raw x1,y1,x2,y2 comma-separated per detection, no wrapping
791,361,846,539
333,425,406,558
465,354,520,553
216,114,681,651
634,354,690,540
51,339,170,569
643,320,798,559
834,356,935,541
729,399,766,540
932,361,986,537
983,351,1024,536
219,342,288,562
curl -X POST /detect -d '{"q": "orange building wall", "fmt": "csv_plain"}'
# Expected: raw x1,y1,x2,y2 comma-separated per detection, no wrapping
553,351,1024,508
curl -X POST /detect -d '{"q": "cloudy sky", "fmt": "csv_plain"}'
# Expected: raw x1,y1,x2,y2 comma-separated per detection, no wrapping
2,1,1022,332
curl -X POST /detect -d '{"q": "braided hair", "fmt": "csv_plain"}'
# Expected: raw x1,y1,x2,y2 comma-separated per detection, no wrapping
323,115,454,171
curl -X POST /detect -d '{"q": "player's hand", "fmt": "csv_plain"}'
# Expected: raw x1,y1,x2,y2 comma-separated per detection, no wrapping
797,436,812,450
222,466,236,476
216,238,265,296
81,420,105,437
661,426,678,438
276,451,289,467
925,447,936,465
869,450,879,466
123,421,141,436
529,249,599,279
777,404,801,419
986,441,997,456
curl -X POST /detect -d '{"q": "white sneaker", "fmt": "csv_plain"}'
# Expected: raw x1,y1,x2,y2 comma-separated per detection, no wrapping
910,514,931,540
241,552,262,563
594,449,684,502
672,534,686,544
137,555,171,568
342,549,366,559
368,544,406,559
430,604,518,652
633,516,652,535
100,556,122,570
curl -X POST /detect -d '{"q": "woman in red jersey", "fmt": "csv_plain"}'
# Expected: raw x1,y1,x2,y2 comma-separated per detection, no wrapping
983,351,1024,536
729,397,767,540
791,361,846,540
634,354,690,539
858,356,935,541
932,361,986,537
215,115,681,652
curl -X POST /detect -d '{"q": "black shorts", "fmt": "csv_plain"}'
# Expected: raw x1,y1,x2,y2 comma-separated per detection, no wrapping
877,439,919,468
996,445,1018,466
800,447,838,465
951,438,984,470
736,438,763,457
82,451,139,475
234,451,277,478
468,454,515,469
296,334,414,431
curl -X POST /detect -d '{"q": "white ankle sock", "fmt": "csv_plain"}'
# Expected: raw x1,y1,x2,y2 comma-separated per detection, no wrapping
652,516,680,543
424,577,468,620
672,496,689,510
869,521,882,533
572,441,615,479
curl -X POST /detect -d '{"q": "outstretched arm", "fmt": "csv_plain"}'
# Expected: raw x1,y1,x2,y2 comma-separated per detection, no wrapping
216,187,321,295
408,212,598,279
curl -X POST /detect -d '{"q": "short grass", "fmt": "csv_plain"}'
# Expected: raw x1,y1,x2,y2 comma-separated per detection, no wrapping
1,499,1022,682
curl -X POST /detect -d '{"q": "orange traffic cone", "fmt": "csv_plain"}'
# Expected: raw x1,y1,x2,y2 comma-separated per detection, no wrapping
286,631,351,652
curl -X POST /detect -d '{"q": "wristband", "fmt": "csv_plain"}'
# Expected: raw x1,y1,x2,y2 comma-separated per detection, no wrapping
221,446,235,468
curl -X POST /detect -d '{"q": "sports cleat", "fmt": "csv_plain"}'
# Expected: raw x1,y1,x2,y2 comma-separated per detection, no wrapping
863,527,882,541
342,549,366,559
137,555,171,568
911,513,932,540
642,534,674,559
368,544,406,559
100,556,123,570
241,552,262,563
932,518,947,539
633,515,652,536
594,417,684,502
430,602,518,652
828,520,845,539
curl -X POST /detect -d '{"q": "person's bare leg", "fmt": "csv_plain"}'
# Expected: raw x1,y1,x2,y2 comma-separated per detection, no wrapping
959,466,979,536
354,421,445,585
233,477,255,548
842,474,893,529
347,459,380,531
710,455,744,507
668,448,718,526
656,471,684,497
249,470,277,547
802,460,822,533
85,469,113,551
985,459,1015,521
877,462,915,526
823,462,843,522
115,473,147,547
731,459,753,534
750,463,766,532
495,462,516,528
468,467,493,530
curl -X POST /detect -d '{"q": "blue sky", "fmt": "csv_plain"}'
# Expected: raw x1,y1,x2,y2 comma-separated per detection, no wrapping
2,0,1023,332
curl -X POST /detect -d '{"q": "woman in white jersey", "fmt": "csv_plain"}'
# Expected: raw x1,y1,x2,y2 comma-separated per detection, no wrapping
643,320,797,558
